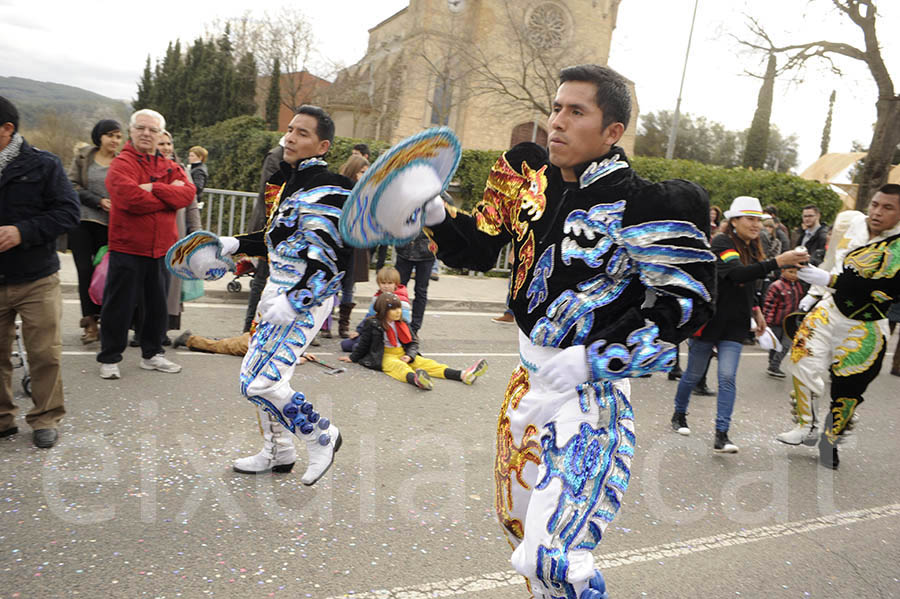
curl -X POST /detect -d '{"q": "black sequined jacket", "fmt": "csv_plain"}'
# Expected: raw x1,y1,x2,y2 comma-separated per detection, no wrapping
428,143,716,377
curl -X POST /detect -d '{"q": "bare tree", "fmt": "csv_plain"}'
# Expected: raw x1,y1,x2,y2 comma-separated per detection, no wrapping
412,3,593,125
210,8,336,111
738,1,899,210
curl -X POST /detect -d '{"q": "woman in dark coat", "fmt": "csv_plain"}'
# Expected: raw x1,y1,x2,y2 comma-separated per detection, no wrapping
670,196,808,452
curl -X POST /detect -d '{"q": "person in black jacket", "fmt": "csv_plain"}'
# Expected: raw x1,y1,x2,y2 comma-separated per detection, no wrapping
339,292,486,389
395,229,436,334
671,196,808,452
792,204,828,266
0,96,80,448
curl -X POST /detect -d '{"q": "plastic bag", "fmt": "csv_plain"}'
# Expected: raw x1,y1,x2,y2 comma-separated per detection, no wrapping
88,251,109,305
181,278,204,302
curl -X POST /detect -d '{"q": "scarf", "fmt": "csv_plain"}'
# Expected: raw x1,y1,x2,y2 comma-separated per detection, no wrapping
0,133,24,178
384,320,412,347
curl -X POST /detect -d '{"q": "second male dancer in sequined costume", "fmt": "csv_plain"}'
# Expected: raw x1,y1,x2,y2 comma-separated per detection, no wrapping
426,65,716,599
217,106,351,484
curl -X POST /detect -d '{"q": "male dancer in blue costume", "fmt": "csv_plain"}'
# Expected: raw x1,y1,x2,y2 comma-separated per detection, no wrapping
423,66,716,598
216,105,349,484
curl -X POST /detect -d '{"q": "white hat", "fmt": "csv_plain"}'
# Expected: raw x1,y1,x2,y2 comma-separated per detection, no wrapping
725,196,768,220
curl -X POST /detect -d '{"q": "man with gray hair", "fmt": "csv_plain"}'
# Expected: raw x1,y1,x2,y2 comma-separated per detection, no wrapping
96,109,195,379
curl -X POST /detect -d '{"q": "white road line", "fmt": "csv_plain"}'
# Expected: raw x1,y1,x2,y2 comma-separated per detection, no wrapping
325,503,900,599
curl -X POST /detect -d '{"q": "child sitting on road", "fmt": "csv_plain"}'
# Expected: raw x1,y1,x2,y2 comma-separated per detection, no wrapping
762,265,804,378
340,266,411,352
339,292,487,390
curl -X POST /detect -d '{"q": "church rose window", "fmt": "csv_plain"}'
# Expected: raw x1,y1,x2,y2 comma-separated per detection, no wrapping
526,2,570,50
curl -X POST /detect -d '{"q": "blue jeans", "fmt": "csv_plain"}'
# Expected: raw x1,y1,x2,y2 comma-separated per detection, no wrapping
673,339,743,432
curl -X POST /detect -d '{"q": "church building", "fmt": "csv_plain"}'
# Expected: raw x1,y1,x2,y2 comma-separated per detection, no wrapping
324,0,636,155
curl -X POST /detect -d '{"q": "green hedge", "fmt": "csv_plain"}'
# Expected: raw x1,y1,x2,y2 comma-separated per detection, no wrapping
177,118,840,230
631,157,841,229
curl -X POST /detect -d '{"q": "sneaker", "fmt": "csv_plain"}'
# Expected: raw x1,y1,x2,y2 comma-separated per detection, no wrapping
140,353,182,373
99,363,120,379
461,359,488,385
412,369,433,390
671,411,690,436
713,430,739,453
491,312,515,324
766,366,786,378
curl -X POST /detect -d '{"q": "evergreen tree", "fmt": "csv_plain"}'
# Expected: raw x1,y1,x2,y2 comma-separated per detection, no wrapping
233,52,259,119
134,55,154,110
820,90,835,157
265,58,281,130
742,53,776,169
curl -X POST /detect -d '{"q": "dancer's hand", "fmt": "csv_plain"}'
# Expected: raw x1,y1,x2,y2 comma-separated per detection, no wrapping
260,294,297,326
797,265,831,287
798,294,818,312
400,355,412,363
338,356,352,363
541,345,589,392
219,236,239,256
423,196,446,226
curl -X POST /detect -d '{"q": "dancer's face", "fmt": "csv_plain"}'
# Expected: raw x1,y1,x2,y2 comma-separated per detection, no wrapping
867,191,900,234
283,114,330,166
548,80,624,182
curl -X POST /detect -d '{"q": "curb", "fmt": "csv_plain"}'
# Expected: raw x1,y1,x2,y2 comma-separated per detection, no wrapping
60,284,507,313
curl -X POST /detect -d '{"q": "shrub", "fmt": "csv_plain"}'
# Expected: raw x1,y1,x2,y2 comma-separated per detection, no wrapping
630,157,842,229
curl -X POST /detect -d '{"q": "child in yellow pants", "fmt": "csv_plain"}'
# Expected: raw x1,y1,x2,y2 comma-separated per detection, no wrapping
340,292,487,390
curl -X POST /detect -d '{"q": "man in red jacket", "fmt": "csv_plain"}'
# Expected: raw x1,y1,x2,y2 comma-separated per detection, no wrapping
96,109,195,380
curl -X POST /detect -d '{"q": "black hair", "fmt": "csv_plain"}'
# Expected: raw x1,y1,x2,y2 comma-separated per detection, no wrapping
801,204,820,215
90,119,122,147
0,95,19,133
558,64,631,130
879,183,900,201
763,205,779,217
352,143,370,157
295,105,335,146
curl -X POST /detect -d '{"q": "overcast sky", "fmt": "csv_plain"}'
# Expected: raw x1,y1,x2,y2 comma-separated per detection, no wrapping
1,0,897,173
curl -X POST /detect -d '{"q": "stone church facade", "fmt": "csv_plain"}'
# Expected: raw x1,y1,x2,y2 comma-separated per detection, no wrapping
323,0,636,155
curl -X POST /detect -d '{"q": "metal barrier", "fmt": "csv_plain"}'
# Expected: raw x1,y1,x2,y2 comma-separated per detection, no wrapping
200,188,257,236
199,187,512,275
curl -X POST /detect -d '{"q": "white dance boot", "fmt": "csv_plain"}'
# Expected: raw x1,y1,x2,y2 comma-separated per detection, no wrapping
300,423,341,486
776,381,819,446
233,407,297,474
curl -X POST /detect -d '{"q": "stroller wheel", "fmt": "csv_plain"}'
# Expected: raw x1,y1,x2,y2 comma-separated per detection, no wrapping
227,280,242,293
22,375,32,397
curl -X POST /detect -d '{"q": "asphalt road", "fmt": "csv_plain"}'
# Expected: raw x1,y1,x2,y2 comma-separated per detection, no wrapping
2,292,899,599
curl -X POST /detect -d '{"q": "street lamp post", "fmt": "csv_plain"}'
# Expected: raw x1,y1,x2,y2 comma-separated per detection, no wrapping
665,0,700,160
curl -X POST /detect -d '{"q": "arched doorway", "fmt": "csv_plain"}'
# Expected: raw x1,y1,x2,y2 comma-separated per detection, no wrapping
510,122,548,148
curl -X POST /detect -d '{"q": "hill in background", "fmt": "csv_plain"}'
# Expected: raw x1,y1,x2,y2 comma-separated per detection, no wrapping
0,76,132,164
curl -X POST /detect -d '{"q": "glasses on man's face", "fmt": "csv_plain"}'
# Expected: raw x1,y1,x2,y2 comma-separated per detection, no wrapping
132,125,161,134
